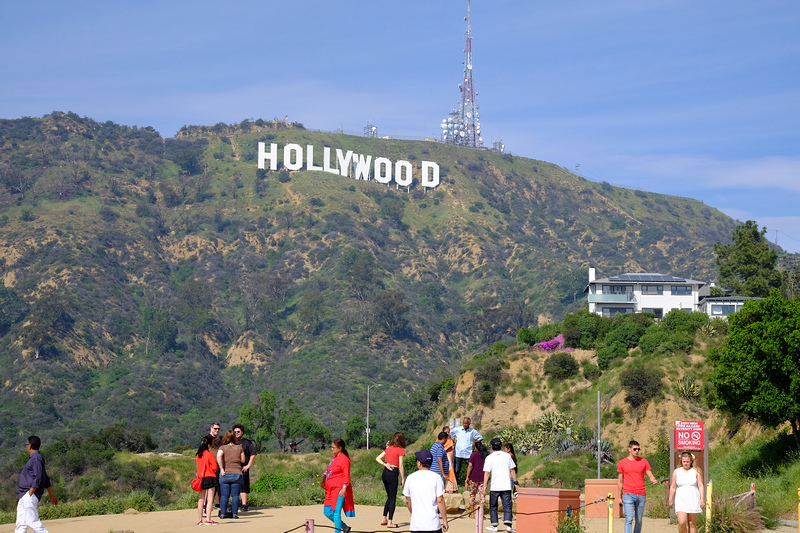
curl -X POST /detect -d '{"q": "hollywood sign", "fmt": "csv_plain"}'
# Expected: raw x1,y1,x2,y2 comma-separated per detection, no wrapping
257,142,440,189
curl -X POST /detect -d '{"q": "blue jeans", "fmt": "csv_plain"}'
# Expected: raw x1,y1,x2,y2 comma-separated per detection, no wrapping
219,473,243,517
454,456,468,477
489,490,513,527
323,494,349,533
623,493,646,533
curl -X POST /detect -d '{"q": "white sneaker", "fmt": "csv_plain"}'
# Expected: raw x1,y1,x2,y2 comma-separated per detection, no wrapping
486,527,499,532
506,527,516,533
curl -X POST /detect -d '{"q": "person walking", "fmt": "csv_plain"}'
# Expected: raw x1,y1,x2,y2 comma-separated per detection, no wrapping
216,430,245,519
465,441,489,518
430,432,450,481
403,450,449,533
323,438,355,533
376,432,406,528
669,452,705,533
481,438,518,533
449,417,482,481
196,436,219,525
618,440,659,533
16,436,58,533
232,424,256,512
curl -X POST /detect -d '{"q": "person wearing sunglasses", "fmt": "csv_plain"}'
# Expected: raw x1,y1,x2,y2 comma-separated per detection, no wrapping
617,440,658,533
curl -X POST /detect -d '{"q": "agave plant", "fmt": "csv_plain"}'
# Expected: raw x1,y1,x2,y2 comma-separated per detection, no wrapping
677,375,701,399
537,411,574,444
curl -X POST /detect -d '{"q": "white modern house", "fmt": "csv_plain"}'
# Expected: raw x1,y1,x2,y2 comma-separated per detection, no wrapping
585,268,705,319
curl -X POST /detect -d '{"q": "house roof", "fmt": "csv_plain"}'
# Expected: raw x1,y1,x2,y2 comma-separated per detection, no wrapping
593,273,705,285
699,296,763,303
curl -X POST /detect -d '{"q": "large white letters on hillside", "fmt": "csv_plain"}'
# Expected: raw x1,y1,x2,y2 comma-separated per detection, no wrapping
257,142,440,189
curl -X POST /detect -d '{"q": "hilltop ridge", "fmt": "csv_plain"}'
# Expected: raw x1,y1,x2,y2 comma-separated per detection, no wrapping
0,112,740,454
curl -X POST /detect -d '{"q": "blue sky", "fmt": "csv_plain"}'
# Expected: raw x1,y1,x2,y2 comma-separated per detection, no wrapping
2,0,799,253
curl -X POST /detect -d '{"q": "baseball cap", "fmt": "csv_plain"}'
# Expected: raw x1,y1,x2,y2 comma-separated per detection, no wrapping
490,437,502,450
415,449,433,467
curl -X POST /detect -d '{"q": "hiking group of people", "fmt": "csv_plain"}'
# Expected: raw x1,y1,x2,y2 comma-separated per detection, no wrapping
194,422,257,525
373,417,518,533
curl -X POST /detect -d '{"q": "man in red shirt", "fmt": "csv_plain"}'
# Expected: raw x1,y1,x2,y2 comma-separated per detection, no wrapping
617,440,658,533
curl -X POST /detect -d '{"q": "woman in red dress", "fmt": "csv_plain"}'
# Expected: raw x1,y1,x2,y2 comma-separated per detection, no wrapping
323,438,354,533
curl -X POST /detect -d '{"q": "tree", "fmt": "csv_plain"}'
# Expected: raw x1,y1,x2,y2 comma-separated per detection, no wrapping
714,220,781,297
297,289,324,333
19,285,72,358
343,415,368,449
239,390,277,453
372,290,410,337
619,362,664,408
138,306,177,356
273,399,330,453
239,390,329,453
711,290,800,444
0,281,28,336
177,279,215,341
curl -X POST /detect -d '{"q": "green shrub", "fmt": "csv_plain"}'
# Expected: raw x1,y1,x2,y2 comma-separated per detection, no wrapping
251,472,301,492
619,362,664,408
518,326,538,346
606,320,645,348
661,310,708,334
536,323,561,343
597,341,627,370
581,362,601,380
639,324,669,355
543,352,579,380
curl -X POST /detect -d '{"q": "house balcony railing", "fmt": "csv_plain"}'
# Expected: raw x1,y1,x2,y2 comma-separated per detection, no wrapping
588,293,636,304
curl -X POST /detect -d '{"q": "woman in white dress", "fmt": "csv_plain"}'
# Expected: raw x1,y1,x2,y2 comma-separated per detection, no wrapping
668,452,705,533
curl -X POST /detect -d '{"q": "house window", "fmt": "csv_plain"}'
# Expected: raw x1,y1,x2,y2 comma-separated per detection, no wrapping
671,285,692,295
711,304,737,316
642,308,663,319
641,285,663,295
602,307,633,317
602,285,633,294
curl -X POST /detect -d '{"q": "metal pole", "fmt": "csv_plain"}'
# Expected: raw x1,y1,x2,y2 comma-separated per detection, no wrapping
597,391,601,478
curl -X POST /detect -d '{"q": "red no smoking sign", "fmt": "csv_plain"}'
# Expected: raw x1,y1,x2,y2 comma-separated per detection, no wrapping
675,420,705,450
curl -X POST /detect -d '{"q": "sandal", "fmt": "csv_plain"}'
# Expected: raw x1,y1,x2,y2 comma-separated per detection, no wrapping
381,519,388,526
387,524,399,528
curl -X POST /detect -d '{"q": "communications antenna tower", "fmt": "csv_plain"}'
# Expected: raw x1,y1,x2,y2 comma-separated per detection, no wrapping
440,0,482,148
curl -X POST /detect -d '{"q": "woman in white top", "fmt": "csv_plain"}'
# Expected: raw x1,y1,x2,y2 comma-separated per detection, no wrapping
668,452,705,533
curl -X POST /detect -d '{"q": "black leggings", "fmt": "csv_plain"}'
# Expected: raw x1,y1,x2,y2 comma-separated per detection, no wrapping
382,467,400,520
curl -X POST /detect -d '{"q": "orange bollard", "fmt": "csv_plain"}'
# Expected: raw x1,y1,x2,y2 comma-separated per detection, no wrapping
608,493,614,533
305,518,314,533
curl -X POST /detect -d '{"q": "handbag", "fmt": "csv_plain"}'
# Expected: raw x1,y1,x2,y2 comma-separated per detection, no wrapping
191,475,202,491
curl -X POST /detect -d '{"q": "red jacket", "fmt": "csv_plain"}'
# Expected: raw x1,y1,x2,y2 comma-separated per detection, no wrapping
197,450,218,478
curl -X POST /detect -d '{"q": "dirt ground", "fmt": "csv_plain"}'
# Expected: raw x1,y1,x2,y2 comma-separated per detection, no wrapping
1,505,795,533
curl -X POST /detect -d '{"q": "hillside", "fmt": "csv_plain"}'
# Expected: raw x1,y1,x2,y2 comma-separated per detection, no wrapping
0,112,741,455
